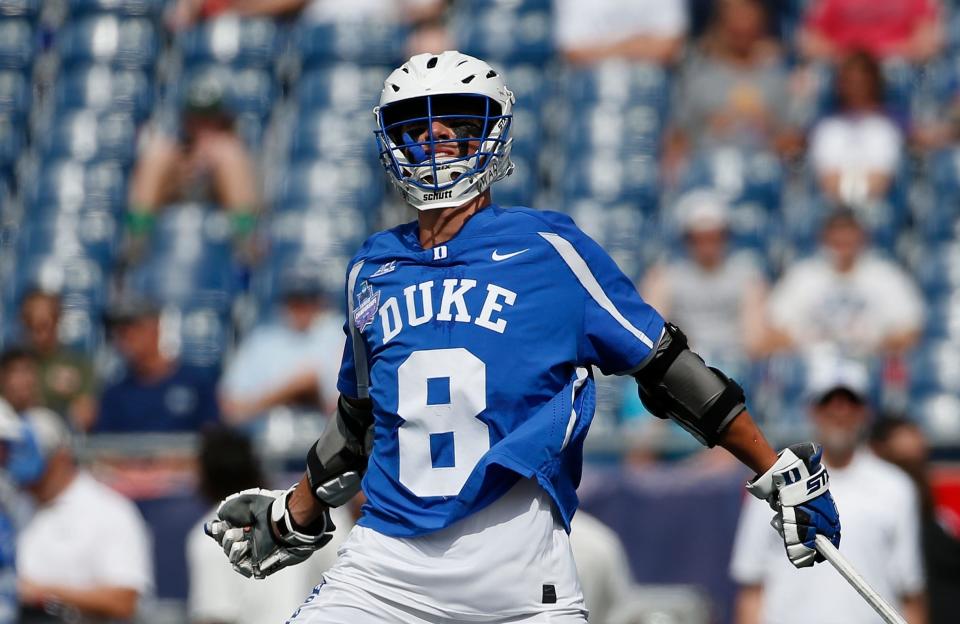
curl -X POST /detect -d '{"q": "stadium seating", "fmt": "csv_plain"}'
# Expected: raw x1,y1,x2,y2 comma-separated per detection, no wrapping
52,65,156,120
179,16,282,70
57,16,160,70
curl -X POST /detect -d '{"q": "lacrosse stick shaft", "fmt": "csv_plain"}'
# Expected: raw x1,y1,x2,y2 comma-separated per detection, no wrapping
814,535,907,624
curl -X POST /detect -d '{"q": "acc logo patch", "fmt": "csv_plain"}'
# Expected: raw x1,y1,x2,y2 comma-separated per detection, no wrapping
353,281,380,333
370,260,397,278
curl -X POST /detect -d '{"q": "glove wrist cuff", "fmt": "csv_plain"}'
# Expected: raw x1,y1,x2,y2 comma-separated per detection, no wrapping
746,447,801,502
270,487,330,547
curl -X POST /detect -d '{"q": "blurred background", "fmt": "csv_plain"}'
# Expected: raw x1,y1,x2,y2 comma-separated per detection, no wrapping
0,0,959,622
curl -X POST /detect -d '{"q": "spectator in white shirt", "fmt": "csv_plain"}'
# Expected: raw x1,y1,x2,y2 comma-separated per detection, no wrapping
555,0,688,66
187,427,351,624
730,358,926,624
809,51,903,205
16,408,153,622
763,210,923,357
643,190,768,368
219,270,345,424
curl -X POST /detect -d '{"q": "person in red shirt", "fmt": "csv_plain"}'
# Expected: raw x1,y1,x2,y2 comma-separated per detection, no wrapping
799,0,943,62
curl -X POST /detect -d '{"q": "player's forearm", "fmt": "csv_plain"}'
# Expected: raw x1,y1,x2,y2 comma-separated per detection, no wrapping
288,473,328,527
901,592,927,624
718,409,778,475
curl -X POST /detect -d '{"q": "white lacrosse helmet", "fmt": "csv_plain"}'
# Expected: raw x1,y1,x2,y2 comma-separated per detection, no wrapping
374,51,515,211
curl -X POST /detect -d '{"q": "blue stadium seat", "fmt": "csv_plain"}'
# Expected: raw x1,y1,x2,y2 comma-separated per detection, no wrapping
16,211,120,267
680,148,784,212
499,65,548,112
252,253,349,315
147,203,234,261
913,391,960,440
565,103,664,160
922,294,960,343
0,0,40,20
175,302,232,367
53,65,155,119
563,199,662,278
272,160,383,214
0,71,29,120
67,0,164,18
296,65,389,113
0,19,33,70
926,148,960,242
910,340,960,395
0,115,23,180
492,154,538,208
563,63,670,110
28,160,128,212
287,109,378,161
451,3,553,64
179,16,281,69
296,22,408,67
561,154,659,210
266,206,369,259
39,111,138,163
906,241,960,300
57,16,159,70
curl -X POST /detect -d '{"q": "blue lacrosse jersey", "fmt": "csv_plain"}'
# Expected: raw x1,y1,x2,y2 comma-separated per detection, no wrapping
338,205,664,537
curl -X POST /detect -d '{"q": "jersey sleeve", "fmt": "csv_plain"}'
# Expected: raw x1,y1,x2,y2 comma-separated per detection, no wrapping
336,255,371,400
537,211,665,375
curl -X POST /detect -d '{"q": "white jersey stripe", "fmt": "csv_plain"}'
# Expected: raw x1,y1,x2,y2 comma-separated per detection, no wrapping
538,231,654,349
561,367,590,451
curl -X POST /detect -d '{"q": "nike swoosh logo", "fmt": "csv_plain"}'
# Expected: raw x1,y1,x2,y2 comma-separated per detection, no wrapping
491,249,529,262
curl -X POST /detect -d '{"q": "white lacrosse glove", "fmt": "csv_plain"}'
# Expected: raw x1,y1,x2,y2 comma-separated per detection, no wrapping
204,486,335,579
746,442,842,568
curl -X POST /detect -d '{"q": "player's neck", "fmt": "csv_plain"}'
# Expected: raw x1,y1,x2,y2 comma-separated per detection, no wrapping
417,192,491,249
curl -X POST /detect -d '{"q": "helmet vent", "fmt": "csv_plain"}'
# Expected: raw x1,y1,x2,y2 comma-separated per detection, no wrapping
457,59,468,66
427,56,438,69
390,83,399,92
486,70,497,78
461,74,476,84
401,67,409,73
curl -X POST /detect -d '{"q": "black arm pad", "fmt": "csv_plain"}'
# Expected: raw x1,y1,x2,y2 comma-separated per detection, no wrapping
633,323,746,447
305,395,374,507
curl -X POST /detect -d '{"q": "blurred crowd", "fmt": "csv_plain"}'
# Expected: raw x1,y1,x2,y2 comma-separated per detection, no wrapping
0,0,957,622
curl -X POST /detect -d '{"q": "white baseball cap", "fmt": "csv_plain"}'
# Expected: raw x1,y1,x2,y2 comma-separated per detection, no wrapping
806,357,870,405
675,189,730,233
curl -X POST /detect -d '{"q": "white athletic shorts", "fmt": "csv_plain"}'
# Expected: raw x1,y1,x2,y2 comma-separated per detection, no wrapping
286,479,588,624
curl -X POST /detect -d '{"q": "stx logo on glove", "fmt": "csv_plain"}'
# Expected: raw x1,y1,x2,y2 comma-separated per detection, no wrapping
806,470,829,496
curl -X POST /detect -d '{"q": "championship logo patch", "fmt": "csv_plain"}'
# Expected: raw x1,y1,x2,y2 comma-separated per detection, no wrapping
370,260,397,278
353,281,380,333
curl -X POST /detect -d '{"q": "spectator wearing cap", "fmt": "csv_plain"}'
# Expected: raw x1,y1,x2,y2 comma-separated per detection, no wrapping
17,290,97,430
95,297,220,433
642,190,768,368
871,417,960,624
127,75,259,249
798,0,943,63
731,358,926,624
555,0,687,66
762,210,923,357
16,409,153,622
186,427,351,624
219,271,344,424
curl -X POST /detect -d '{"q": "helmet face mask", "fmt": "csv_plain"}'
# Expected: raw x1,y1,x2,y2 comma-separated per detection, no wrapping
374,52,515,211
